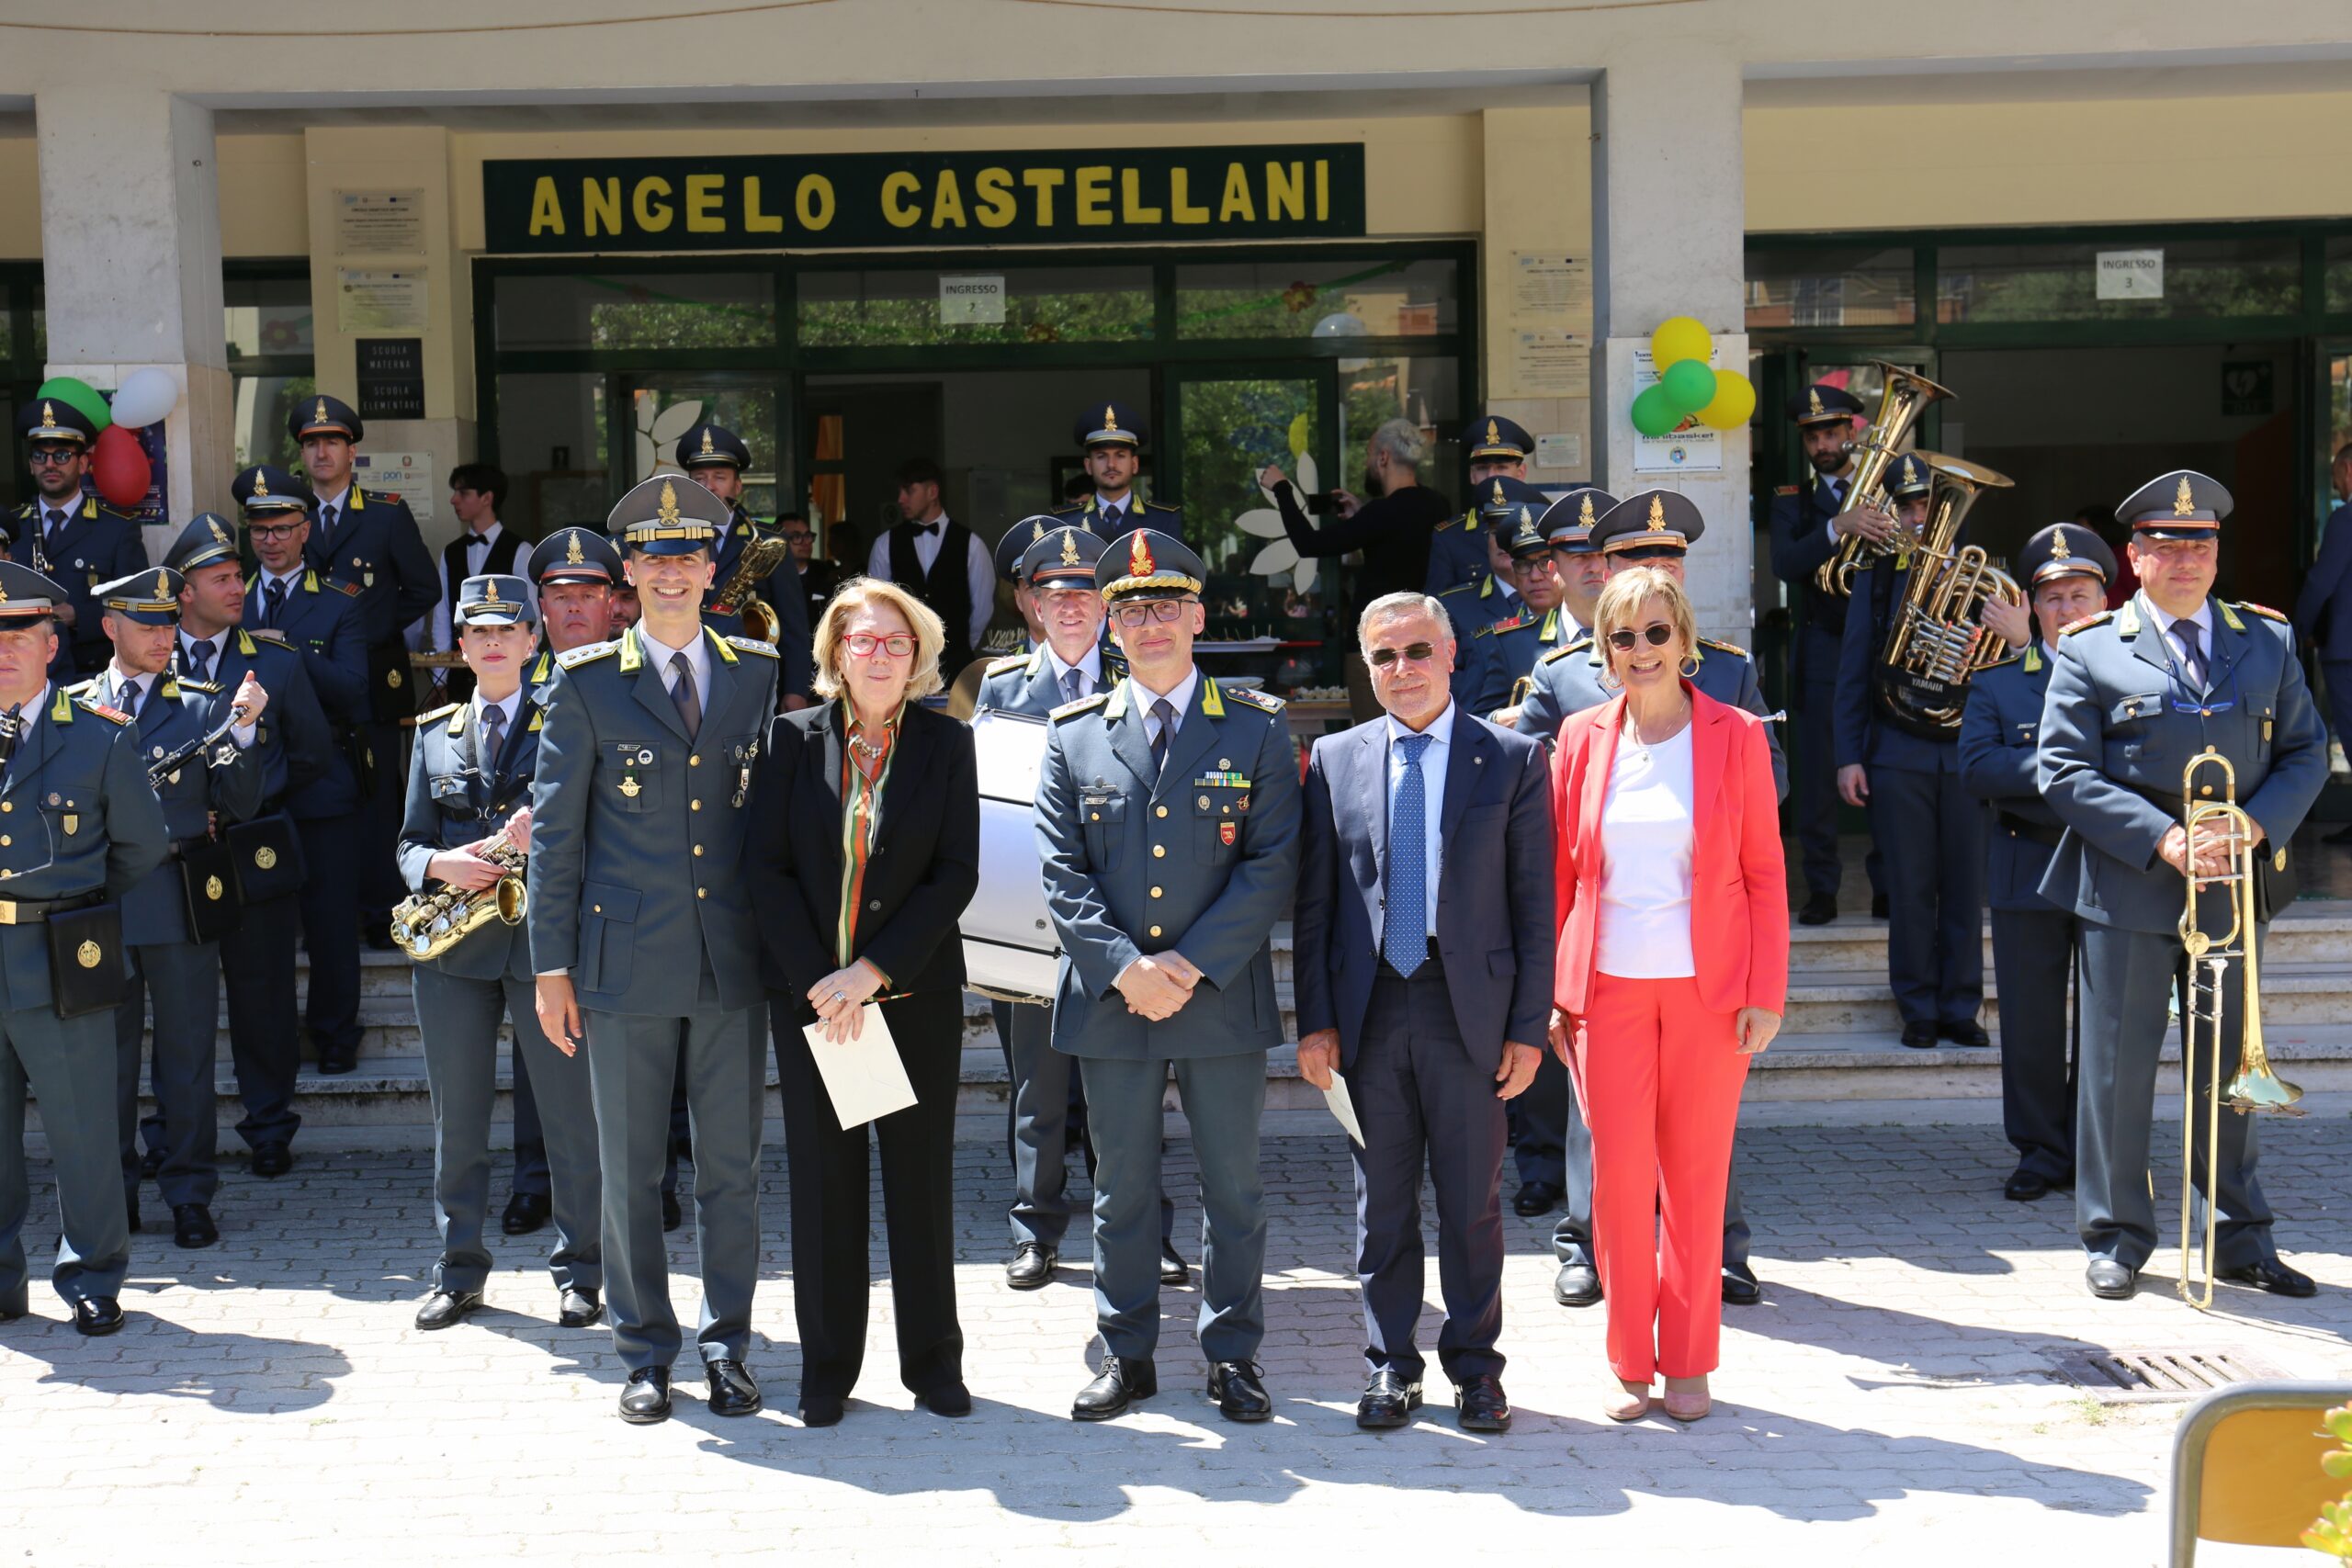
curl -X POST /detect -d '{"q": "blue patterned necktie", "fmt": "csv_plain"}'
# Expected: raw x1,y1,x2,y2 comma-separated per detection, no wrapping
1383,732,1433,976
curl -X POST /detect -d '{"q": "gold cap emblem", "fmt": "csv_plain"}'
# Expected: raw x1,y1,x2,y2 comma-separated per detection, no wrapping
565,531,584,565
1486,418,1500,445
2175,475,2196,517
153,571,169,599
1645,494,1667,532
1061,530,1081,565
700,427,715,456
1102,404,1120,432
39,402,56,431
1807,388,1824,417
483,579,501,604
208,518,230,546
253,468,270,497
2051,527,2072,561
1577,494,1596,526
1489,479,1505,506
314,398,330,425
657,479,681,527
1031,517,1046,543
1129,532,1154,579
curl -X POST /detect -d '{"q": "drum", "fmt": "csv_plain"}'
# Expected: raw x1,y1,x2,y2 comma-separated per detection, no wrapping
961,708,1059,1002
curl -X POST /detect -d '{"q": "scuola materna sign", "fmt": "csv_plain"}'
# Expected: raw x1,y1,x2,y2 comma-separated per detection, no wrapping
482,144,1366,252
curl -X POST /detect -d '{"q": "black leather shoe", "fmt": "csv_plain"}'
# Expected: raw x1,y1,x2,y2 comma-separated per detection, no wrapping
139,1145,164,1181
1513,1180,1562,1218
1456,1373,1511,1432
502,1192,549,1235
1797,892,1838,926
705,1359,762,1416
1941,1021,1991,1048
1159,1243,1189,1286
798,1393,845,1427
1207,1360,1272,1423
1871,893,1891,919
74,1297,125,1337
251,1142,293,1178
1356,1369,1421,1430
415,1289,484,1330
662,1190,683,1233
2086,1258,2138,1300
1900,1021,1938,1050
917,1382,973,1417
316,1043,356,1076
559,1288,603,1328
1072,1355,1157,1421
1006,1242,1057,1291
172,1203,218,1249
1554,1261,1602,1307
619,1367,672,1424
1721,1262,1762,1306
2218,1258,2319,1298
2004,1169,2054,1202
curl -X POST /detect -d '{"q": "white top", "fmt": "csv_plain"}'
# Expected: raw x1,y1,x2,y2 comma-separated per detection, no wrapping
1594,721,1697,979
865,515,996,649
1385,703,1452,939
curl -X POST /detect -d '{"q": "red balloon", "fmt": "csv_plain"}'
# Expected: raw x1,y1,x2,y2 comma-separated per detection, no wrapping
90,424,151,510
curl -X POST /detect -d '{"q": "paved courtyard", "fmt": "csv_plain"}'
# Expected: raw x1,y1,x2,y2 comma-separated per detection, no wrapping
5,1108,2348,1566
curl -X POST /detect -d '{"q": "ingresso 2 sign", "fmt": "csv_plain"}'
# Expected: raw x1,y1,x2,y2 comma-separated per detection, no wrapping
481,144,1367,253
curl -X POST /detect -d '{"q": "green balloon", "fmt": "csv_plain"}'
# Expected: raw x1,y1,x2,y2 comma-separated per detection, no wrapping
1658,358,1718,415
35,376,111,433
1629,384,1681,438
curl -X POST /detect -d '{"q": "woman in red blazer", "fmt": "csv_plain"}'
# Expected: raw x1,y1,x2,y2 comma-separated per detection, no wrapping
1547,567,1787,1424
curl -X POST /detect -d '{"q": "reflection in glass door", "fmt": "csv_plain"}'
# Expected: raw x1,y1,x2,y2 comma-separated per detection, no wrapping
611,373,789,520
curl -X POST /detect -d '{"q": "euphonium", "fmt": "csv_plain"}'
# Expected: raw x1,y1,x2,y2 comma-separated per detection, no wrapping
2176,748,2303,1311
1815,361,1955,598
709,528,796,645
392,817,528,962
1871,452,2024,738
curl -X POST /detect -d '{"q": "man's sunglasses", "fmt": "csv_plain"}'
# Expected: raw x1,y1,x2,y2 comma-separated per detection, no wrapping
1367,641,1439,668
1606,624,1677,650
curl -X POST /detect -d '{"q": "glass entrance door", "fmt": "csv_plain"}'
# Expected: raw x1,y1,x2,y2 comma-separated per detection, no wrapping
610,371,789,520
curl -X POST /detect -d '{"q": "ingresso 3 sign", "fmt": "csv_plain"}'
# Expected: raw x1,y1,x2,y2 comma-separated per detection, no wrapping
482,144,1367,253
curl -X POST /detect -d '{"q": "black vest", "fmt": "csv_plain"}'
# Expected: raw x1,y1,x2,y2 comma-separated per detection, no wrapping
887,519,976,666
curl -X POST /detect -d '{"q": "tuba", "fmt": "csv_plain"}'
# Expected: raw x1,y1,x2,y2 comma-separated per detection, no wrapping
1815,362,1955,598
2176,748,2303,1311
709,528,796,645
391,816,528,962
1871,452,2024,738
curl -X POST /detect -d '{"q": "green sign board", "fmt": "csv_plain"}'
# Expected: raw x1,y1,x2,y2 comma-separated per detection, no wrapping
483,144,1367,254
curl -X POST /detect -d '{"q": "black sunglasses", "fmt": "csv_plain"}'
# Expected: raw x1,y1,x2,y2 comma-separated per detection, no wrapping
1606,624,1677,650
1366,641,1438,668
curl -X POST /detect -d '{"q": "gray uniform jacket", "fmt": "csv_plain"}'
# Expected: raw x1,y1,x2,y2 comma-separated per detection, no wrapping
974,646,1127,721
400,694,542,983
1958,643,2065,913
1035,672,1301,1061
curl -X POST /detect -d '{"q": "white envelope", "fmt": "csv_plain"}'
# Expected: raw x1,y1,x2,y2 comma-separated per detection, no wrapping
803,1006,919,1130
1324,1072,1366,1147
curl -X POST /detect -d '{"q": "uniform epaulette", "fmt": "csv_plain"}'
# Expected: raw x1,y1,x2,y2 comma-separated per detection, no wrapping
1699,637,1749,659
724,635,778,659
987,653,1030,675
2236,600,2287,624
2061,610,2113,636
1051,693,1108,721
1541,638,1591,666
75,697,132,725
1225,684,1284,714
1774,485,1800,496
414,702,462,726
555,638,619,669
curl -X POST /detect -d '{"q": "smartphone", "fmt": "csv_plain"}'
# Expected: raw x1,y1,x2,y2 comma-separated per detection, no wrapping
1303,491,1339,515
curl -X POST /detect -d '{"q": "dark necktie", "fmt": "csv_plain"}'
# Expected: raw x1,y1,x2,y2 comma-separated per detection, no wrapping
2177,620,2208,691
118,677,142,721
185,638,213,684
316,503,336,549
1100,502,1123,533
669,650,701,741
1149,697,1175,776
43,508,65,551
1061,667,1087,706
481,702,506,773
264,579,287,629
0,704,22,780
1383,733,1434,976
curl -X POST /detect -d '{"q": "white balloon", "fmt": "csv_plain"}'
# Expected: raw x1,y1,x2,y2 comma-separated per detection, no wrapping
108,367,178,429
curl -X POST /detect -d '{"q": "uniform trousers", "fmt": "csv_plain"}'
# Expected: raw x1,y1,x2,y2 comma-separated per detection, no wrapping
1869,763,1984,1029
774,988,966,1400
0,1004,129,1310
414,965,602,1296
1794,625,1883,904
214,889,302,1151
998,998,1170,1248
1570,973,1750,1382
1352,964,1506,1383
295,813,363,1054
1080,1049,1266,1363
2075,921,2276,1272
357,718,408,919
1989,903,2076,1183
114,942,223,1210
582,965,765,1372
512,1047,679,1203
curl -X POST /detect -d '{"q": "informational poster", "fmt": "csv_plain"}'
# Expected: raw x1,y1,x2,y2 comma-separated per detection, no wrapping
334,189,428,255
939,274,1007,325
354,450,436,524
1510,329,1589,397
1630,346,1724,475
2096,249,2164,300
1510,252,1591,320
1534,433,1584,470
337,268,429,333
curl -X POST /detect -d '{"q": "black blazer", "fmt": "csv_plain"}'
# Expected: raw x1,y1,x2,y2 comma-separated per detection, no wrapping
747,700,980,1021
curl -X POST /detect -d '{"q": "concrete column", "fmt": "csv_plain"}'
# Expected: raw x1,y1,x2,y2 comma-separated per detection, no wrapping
1589,40,1752,642
36,91,229,543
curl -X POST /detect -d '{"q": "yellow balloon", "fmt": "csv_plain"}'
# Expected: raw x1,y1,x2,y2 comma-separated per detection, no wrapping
1696,368,1758,431
1649,315,1713,371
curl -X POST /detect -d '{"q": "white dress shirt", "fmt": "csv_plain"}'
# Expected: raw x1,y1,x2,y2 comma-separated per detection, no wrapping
635,621,710,716
1130,666,1200,750
1043,642,1103,701
1385,701,1453,939
434,521,504,651
865,514,996,649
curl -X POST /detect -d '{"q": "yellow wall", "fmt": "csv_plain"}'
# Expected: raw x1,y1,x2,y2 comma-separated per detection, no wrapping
219,133,309,257
0,135,36,259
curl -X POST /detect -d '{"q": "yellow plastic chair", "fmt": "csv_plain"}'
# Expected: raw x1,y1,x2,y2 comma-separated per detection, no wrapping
2170,1380,2352,1565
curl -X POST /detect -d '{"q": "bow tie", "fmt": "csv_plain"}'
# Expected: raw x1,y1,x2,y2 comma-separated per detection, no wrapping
910,522,939,537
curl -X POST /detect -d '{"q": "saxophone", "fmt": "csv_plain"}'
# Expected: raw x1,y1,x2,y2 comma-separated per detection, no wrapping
392,815,528,961
709,528,796,645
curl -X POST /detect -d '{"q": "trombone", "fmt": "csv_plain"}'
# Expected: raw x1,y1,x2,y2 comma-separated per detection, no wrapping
2175,747,2303,1311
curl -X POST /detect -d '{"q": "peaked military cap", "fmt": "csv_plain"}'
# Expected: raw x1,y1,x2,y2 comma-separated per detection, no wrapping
288,392,362,444
232,464,311,517
1539,486,1616,555
1475,476,1550,527
16,397,95,448
675,423,752,470
1074,401,1147,450
457,573,534,627
1023,525,1110,590
164,513,244,574
1462,414,1534,462
527,525,624,586
1885,450,1935,499
1501,495,1555,558
611,473,728,557
0,560,68,621
2118,469,2230,537
96,568,185,626
2018,522,2118,589
1592,489,1706,557
1097,528,1203,601
995,513,1062,582
1788,383,1864,426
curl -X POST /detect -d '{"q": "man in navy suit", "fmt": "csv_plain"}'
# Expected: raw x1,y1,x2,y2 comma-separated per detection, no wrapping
2291,440,2352,842
1295,590,1553,1435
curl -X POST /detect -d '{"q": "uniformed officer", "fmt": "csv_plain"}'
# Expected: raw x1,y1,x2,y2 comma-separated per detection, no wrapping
401,573,604,1334
1439,478,1546,717
1050,402,1184,542
12,398,148,679
1833,453,1987,1051
1424,414,1535,599
1037,528,1301,1423
289,395,438,949
87,570,267,1251
1476,495,1577,721
673,421,815,706
158,513,339,1179
0,559,169,1335
1505,488,1611,740
1958,523,2117,1203
1770,383,1886,926
530,474,780,1424
992,513,1060,656
2039,470,2328,1302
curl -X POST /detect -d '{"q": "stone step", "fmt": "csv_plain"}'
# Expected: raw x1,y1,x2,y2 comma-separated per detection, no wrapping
1784,908,2352,970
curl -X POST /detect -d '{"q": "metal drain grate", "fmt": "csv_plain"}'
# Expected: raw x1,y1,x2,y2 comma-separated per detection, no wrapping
2053,1348,2282,1404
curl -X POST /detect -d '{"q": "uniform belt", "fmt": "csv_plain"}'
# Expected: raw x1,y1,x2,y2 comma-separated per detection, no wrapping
0,889,104,925
1996,812,2063,846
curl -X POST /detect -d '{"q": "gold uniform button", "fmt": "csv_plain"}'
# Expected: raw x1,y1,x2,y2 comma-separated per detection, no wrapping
696,887,707,899
690,754,700,766
2,801,12,813
1149,886,1162,898
1156,805,1168,818
1091,812,1100,821
1,836,10,848
691,799,702,811
1148,925,1162,938
1152,844,1165,858
693,845,704,856
594,903,603,913
2201,785,2213,796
